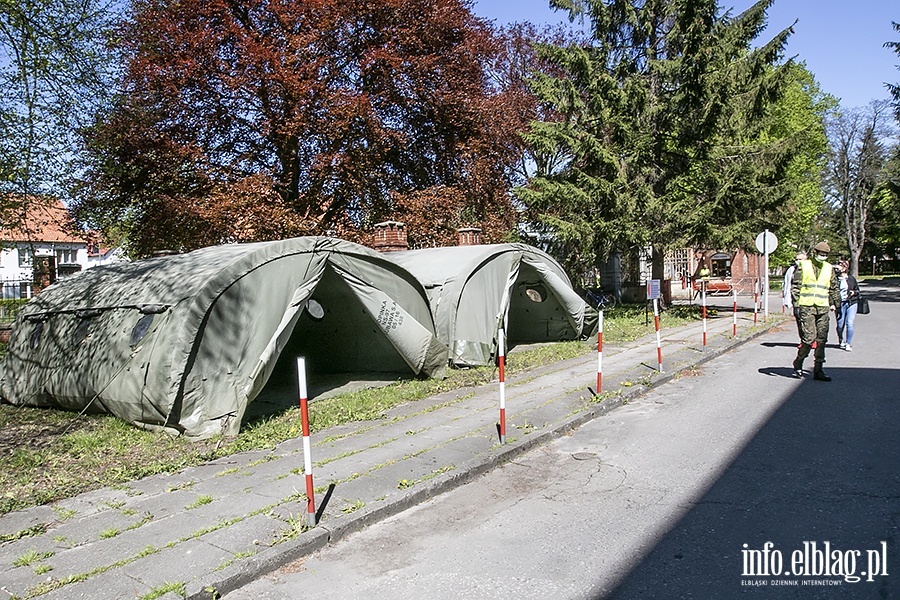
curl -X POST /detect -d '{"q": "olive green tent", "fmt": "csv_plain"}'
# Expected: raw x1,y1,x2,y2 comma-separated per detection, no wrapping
0,237,447,438
388,243,598,366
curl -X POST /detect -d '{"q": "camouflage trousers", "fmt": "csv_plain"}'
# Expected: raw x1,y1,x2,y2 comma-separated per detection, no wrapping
793,305,830,372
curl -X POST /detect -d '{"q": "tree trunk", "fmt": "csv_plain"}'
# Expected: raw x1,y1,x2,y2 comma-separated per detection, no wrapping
651,245,665,282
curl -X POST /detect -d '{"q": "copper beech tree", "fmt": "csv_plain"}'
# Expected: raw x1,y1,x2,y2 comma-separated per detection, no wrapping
76,0,531,256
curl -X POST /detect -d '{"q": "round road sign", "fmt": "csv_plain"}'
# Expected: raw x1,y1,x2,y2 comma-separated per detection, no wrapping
755,231,778,254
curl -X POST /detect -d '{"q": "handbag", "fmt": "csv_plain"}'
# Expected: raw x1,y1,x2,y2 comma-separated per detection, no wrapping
857,296,870,315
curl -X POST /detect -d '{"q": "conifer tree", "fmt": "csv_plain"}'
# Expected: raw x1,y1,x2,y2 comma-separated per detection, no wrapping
516,0,801,278
886,21,900,120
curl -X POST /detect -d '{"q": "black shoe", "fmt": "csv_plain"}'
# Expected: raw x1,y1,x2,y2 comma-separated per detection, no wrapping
813,371,832,382
792,369,804,379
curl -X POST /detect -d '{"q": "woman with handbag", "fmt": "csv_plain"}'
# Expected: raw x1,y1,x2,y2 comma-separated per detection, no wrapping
835,260,860,351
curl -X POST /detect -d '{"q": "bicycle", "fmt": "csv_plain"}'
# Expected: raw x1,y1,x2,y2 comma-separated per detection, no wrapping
584,288,619,310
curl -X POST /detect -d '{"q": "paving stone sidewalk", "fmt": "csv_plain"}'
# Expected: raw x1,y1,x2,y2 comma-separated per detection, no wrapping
0,298,787,600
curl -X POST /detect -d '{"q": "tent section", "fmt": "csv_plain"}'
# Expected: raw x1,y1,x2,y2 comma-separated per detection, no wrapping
0,237,447,438
389,244,598,367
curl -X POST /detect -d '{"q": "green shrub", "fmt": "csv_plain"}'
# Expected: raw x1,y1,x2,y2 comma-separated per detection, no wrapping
0,298,29,323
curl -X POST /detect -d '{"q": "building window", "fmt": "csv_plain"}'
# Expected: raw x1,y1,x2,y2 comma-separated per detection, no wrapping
18,248,32,268
56,249,77,264
710,253,732,278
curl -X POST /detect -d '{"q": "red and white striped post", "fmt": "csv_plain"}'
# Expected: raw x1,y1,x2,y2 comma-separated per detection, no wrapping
297,357,316,527
753,280,759,324
498,328,507,444
653,298,663,372
732,287,738,337
596,310,604,394
701,283,708,349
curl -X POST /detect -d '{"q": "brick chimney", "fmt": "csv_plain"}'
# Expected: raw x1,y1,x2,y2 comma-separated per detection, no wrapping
457,227,482,246
373,221,409,252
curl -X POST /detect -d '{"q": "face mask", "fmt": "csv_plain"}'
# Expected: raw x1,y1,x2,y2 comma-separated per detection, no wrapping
815,254,827,262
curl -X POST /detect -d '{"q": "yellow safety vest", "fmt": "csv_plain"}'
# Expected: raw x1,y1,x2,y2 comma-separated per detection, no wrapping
797,260,832,307
699,267,710,281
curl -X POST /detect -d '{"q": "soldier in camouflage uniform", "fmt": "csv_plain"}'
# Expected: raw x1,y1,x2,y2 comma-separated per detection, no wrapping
791,241,841,381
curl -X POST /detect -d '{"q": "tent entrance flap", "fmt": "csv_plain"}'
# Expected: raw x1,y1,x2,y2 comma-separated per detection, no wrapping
507,261,581,344
243,269,325,403
260,266,417,386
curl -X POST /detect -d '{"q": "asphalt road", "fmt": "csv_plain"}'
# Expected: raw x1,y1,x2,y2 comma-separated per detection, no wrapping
226,281,899,600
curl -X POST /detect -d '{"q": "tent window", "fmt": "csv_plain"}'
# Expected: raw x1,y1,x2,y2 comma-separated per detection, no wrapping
73,319,92,346
30,322,44,350
525,285,546,303
306,298,325,321
130,314,154,347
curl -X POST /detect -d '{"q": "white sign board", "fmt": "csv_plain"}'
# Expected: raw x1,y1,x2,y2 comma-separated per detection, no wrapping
755,231,778,255
646,279,661,300
754,230,777,320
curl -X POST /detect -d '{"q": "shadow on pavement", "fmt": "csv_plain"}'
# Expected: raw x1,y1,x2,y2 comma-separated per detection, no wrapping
859,280,900,303
758,366,799,378
596,366,900,599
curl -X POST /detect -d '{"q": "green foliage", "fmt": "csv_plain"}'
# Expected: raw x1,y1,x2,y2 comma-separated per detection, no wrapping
0,298,28,323
869,146,900,259
138,582,186,600
822,101,895,275
0,0,117,217
0,523,48,544
886,21,900,121
765,63,837,267
184,495,213,510
518,0,808,275
13,548,54,567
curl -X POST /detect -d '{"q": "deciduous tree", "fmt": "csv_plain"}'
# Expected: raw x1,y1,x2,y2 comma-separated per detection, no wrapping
823,101,894,277
765,62,836,267
76,0,525,257
0,0,116,234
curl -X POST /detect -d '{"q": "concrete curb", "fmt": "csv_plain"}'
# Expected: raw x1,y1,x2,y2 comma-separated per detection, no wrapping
185,317,788,599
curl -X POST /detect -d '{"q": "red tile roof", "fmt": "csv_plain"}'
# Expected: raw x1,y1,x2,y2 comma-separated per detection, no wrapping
0,199,85,244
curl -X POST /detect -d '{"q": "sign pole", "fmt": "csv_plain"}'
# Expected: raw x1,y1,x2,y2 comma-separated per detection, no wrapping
732,287,738,337
596,311,603,394
297,357,316,527
764,229,770,321
498,328,506,444
654,298,663,372
753,280,759,324
755,230,778,323
701,282,708,349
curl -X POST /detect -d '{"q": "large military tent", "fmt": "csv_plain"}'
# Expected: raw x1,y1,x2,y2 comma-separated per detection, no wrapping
388,244,598,366
0,237,447,438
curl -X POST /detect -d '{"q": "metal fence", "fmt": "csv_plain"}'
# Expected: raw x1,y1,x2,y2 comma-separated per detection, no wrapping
0,277,34,301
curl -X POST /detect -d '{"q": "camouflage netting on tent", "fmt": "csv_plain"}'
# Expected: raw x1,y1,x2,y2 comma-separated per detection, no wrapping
0,237,447,438
388,243,598,367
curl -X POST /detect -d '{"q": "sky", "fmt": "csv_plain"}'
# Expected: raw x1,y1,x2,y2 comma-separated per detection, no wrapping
472,0,899,109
